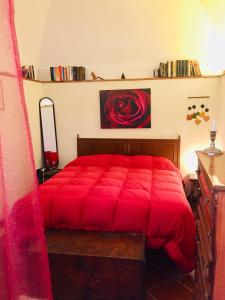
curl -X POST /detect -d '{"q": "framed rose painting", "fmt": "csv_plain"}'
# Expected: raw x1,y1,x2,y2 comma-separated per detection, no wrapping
100,88,151,128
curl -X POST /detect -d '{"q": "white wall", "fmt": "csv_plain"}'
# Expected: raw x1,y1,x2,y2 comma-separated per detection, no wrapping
15,0,225,80
15,1,225,174
41,77,220,175
218,73,225,149
14,0,51,75
23,80,43,169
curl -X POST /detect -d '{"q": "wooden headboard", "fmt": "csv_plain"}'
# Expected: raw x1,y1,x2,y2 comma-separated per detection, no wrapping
77,135,180,168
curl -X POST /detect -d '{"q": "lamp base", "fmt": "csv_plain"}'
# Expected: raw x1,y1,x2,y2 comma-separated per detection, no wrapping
203,147,223,156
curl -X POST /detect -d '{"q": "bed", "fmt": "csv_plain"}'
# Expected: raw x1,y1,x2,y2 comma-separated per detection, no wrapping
39,135,196,273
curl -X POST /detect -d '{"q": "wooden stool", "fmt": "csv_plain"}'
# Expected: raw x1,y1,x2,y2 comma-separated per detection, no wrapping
45,229,145,300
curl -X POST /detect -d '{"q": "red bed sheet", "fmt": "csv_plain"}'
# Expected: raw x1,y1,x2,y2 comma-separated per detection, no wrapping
39,154,196,273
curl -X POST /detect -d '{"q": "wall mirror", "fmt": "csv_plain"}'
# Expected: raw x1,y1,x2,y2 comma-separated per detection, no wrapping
39,97,59,169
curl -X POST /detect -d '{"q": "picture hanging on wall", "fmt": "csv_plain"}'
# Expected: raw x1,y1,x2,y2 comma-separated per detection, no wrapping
100,88,151,128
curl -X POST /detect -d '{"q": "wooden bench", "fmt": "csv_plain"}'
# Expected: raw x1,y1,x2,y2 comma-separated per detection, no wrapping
45,229,145,300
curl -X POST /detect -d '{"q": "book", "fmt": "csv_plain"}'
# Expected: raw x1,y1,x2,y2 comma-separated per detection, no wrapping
50,67,55,81
80,66,86,80
72,66,78,80
21,65,35,79
58,66,63,81
187,60,191,77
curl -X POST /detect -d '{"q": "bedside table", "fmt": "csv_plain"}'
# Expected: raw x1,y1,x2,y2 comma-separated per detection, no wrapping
187,173,199,208
37,168,60,184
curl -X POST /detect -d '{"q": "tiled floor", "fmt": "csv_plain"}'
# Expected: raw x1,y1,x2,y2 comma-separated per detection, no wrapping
144,249,194,300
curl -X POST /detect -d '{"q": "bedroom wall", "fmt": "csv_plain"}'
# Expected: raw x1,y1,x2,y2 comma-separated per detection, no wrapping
14,0,225,79
218,73,225,149
14,0,51,68
14,1,225,175
23,80,43,169
42,77,220,175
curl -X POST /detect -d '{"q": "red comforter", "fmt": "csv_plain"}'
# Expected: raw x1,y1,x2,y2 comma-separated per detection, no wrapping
39,154,196,272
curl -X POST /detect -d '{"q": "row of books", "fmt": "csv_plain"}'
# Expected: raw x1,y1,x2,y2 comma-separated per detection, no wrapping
153,60,201,78
50,66,86,81
21,65,35,79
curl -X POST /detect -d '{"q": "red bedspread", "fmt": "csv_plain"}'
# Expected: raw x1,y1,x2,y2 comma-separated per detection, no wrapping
39,154,196,272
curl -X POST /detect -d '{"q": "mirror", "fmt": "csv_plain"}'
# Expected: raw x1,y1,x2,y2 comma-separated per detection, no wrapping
39,97,59,169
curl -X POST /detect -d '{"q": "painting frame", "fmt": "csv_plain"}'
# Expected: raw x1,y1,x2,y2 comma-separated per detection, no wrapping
100,88,151,129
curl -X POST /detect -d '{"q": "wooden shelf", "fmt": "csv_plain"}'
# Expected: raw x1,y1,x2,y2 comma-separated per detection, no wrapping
23,75,221,84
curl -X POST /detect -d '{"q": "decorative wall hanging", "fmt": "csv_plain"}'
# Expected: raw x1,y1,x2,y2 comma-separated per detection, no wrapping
100,88,151,128
186,96,210,125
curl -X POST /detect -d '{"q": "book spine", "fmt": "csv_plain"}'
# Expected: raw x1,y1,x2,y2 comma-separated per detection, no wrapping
72,66,77,80
50,67,54,81
77,66,80,80
167,61,171,78
181,60,184,77
176,60,179,77
53,67,56,81
62,67,66,80
28,65,32,79
67,66,71,80
31,65,35,79
159,62,162,77
55,66,60,81
77,66,82,81
70,66,74,80
185,60,188,77
187,60,191,77
80,66,84,80
58,66,63,81
153,69,158,78
193,61,198,76
190,61,195,76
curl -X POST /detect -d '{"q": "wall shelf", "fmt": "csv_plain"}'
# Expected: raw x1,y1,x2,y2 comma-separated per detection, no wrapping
23,75,221,84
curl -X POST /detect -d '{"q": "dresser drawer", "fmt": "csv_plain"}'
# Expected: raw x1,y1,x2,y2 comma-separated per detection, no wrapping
195,261,210,300
196,219,212,265
197,197,212,246
197,240,210,280
198,173,212,204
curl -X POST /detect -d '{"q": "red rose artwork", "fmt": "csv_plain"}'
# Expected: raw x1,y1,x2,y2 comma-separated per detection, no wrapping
100,88,151,128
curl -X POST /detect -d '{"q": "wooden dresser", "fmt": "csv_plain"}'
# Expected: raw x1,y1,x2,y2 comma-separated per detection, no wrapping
194,151,225,300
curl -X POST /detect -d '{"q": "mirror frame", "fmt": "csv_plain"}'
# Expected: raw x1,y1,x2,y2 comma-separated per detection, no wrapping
39,97,58,169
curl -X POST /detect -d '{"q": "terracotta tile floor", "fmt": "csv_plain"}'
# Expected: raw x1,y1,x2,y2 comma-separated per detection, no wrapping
144,249,194,300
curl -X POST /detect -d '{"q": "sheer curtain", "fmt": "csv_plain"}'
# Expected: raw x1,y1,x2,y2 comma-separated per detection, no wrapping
0,0,53,299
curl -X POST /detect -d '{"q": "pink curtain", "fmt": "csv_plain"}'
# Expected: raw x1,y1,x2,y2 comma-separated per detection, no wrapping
0,1,53,299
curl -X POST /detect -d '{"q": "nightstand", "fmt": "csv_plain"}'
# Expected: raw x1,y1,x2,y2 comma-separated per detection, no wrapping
187,173,199,208
36,168,60,184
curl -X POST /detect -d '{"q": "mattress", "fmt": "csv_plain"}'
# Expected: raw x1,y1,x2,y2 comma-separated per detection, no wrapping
39,154,196,272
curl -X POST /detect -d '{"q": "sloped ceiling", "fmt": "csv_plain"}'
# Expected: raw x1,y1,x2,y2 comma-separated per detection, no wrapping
200,0,225,27
14,0,51,66
15,0,225,76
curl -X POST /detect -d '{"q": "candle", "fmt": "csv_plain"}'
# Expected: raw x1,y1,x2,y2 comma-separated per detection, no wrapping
211,120,216,131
